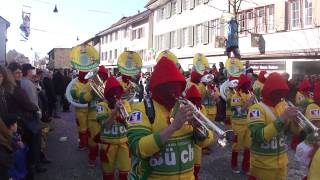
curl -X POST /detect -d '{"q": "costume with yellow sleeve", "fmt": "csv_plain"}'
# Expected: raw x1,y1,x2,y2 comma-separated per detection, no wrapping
96,76,132,180
230,74,251,173
252,70,267,101
70,71,91,149
248,72,299,180
127,57,213,180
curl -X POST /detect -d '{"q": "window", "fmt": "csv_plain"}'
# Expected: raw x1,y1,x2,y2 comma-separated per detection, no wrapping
115,31,118,40
267,5,275,31
109,50,112,59
195,0,202,6
238,13,245,34
182,0,188,11
195,24,202,45
210,19,220,40
105,35,108,43
101,37,104,44
124,29,128,38
137,28,144,39
247,11,254,33
304,0,312,26
131,30,137,40
157,7,165,21
256,8,265,33
171,1,177,15
101,52,104,60
114,49,117,59
170,31,177,48
105,52,108,60
291,0,300,28
110,34,113,42
182,28,188,47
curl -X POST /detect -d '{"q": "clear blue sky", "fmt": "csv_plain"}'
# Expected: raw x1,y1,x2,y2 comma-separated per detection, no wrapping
0,0,148,59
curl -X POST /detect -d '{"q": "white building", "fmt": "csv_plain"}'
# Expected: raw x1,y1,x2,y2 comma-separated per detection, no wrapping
97,10,152,73
146,0,320,78
0,16,10,66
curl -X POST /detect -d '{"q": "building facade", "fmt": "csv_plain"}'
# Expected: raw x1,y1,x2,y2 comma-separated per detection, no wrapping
146,0,320,78
97,10,152,72
0,16,10,66
47,48,72,70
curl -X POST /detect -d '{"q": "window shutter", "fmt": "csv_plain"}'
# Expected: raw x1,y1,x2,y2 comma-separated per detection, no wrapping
177,0,182,14
313,0,320,26
166,33,171,49
166,3,171,19
188,26,194,47
170,31,174,48
177,29,182,49
274,0,286,31
203,22,209,45
190,0,195,10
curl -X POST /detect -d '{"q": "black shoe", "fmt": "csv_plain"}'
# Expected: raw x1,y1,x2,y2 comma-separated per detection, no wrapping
35,165,47,173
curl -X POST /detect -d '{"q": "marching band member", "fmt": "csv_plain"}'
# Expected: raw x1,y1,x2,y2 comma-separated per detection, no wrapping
248,72,299,180
70,71,90,150
185,85,214,180
292,79,314,150
127,57,213,180
156,50,184,74
225,84,236,130
252,70,267,101
96,76,131,180
296,81,320,180
230,74,253,174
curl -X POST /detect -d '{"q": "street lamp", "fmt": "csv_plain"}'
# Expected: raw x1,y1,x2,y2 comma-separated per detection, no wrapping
53,4,58,13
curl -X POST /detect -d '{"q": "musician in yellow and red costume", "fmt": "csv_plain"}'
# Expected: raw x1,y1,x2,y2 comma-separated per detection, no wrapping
247,72,300,180
252,70,267,101
70,71,90,150
291,79,314,150
95,76,131,180
127,57,213,180
230,74,253,174
80,65,109,166
295,81,320,180
185,85,214,180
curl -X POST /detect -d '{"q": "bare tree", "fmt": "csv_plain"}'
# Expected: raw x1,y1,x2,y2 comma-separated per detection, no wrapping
6,49,30,64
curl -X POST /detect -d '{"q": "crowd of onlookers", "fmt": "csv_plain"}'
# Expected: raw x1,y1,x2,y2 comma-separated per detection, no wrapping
0,62,71,180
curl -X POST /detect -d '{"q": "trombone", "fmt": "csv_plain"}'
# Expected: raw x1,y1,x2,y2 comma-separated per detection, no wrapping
285,100,319,137
177,97,235,147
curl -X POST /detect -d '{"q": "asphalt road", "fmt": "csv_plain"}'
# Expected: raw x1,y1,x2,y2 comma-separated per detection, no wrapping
35,110,304,180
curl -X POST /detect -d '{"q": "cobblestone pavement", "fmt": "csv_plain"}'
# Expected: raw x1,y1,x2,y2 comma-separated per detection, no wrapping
35,111,304,180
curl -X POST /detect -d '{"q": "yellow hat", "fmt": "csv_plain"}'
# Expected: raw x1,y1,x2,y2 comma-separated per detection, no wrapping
156,50,178,64
225,57,244,77
70,45,100,71
117,51,142,77
193,53,209,75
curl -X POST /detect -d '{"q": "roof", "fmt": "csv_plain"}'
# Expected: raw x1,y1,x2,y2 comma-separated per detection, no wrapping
96,10,151,36
0,16,10,28
145,0,157,7
47,48,71,56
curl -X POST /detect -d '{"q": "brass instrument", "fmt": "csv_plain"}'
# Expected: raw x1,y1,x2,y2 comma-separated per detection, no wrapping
249,91,259,104
84,69,105,99
220,79,239,101
285,100,319,137
116,99,130,121
177,97,235,147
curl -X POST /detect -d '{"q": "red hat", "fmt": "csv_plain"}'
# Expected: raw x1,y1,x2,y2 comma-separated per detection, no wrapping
98,65,108,74
314,81,320,103
258,70,267,83
186,85,201,100
78,71,88,84
191,71,202,84
104,76,123,99
150,56,186,92
262,72,289,106
299,79,311,92
237,74,251,91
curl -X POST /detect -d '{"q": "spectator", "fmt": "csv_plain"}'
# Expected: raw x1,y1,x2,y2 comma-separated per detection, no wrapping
0,117,16,180
52,69,64,118
42,70,56,118
0,65,16,115
218,62,227,83
62,70,71,112
20,63,47,173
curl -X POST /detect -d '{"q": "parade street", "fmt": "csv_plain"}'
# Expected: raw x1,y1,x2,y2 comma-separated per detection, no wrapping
35,110,304,180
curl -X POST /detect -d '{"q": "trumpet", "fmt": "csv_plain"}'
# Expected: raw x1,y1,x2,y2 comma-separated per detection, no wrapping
177,97,235,147
285,100,319,137
85,69,105,99
249,91,259,104
116,99,130,121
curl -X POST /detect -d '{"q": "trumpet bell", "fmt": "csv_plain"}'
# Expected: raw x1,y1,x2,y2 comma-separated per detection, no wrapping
201,74,215,83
